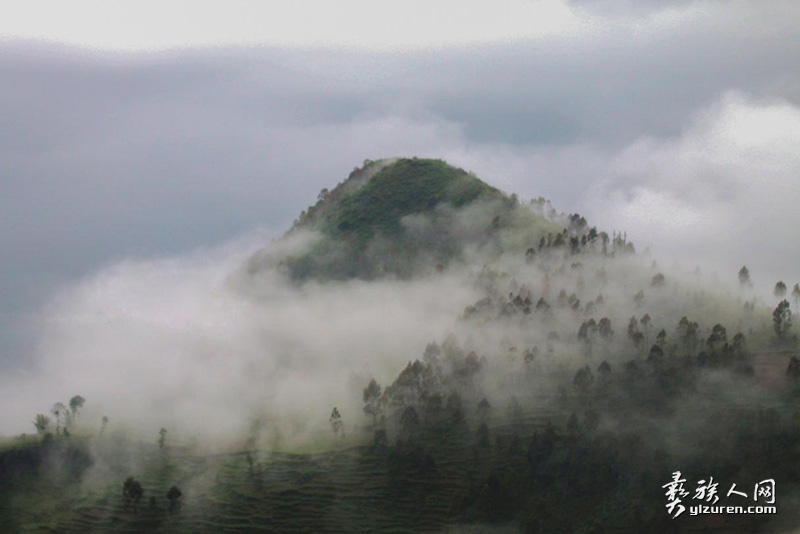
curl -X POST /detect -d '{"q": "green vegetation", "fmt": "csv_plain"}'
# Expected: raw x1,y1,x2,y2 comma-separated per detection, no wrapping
275,158,550,281
5,157,800,532
323,158,503,240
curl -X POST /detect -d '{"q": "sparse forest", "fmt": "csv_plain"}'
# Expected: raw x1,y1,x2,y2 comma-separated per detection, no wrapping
2,159,798,532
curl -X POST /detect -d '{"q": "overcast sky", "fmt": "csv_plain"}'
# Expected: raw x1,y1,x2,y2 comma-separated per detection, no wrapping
2,0,800,371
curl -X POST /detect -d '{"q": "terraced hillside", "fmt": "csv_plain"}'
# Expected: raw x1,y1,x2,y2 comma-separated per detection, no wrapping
0,416,548,533
3,376,799,534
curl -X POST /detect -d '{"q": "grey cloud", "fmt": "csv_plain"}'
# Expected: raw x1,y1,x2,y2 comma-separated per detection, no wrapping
1,0,800,372
565,0,698,16
457,92,800,296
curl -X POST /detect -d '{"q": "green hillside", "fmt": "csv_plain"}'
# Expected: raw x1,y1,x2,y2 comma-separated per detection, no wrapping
6,157,800,533
262,158,556,282
317,158,503,239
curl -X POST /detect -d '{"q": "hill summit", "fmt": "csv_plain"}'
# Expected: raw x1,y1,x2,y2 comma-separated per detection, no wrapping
248,157,559,282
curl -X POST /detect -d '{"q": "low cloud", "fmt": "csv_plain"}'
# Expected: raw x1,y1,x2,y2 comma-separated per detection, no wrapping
5,87,798,441
580,92,800,291
2,0,800,413
0,230,481,445
415,92,800,297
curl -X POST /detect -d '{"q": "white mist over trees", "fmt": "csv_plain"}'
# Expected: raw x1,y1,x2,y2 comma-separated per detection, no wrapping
3,158,793,448
1,157,798,533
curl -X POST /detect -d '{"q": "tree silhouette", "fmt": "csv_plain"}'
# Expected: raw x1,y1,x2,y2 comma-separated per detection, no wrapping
647,344,664,365
123,477,144,513
166,486,183,513
423,342,442,365
330,407,343,444
656,329,667,347
577,319,597,343
793,283,800,310
51,402,67,437
33,414,51,435
773,300,792,339
446,391,464,423
400,406,420,437
523,346,538,371
678,316,700,353
627,316,639,343
707,324,727,353
738,266,752,288
775,281,787,299
69,395,85,421
640,314,651,345
632,332,645,353
598,317,613,341
732,333,747,355
573,365,594,391
362,378,382,427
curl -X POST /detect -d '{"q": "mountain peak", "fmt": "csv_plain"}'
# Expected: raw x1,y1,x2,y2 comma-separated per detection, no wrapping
292,157,503,236
249,158,557,282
